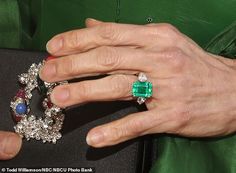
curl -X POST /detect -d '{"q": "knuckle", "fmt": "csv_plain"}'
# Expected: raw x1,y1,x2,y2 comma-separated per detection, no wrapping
164,48,187,71
159,23,180,39
146,23,159,27
109,75,132,97
125,119,144,136
151,23,184,44
147,23,189,48
108,126,124,143
96,47,121,69
61,56,78,76
160,23,179,33
77,82,91,101
99,23,118,41
146,26,160,38
67,30,81,49
54,58,68,77
108,120,141,143
170,77,188,95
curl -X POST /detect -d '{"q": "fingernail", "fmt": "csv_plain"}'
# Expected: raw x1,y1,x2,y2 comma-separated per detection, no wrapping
86,130,104,146
1,134,22,157
46,56,56,61
85,18,102,27
51,87,70,103
46,37,63,53
86,18,98,22
40,62,56,80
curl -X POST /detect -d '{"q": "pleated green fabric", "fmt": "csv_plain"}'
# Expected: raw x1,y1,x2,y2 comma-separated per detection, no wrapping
0,0,20,48
0,0,236,173
206,21,236,58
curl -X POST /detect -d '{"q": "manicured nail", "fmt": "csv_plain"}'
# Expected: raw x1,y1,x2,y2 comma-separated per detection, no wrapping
86,18,98,22
85,18,102,27
51,87,70,103
46,56,56,61
0,134,22,158
86,130,104,146
40,62,56,80
46,37,63,53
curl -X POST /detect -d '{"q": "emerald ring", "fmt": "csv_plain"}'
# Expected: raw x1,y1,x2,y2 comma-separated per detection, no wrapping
132,72,153,104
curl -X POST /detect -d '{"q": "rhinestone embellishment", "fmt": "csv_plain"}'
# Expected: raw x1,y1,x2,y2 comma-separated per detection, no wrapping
10,61,68,144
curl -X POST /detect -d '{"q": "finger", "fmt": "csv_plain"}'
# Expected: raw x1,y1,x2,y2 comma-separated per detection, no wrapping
0,131,22,160
85,18,103,28
50,74,137,108
46,22,154,56
85,19,141,49
86,110,165,147
40,47,155,82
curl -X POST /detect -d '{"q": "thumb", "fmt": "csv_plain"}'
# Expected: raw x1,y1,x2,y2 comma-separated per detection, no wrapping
0,131,22,160
85,18,103,27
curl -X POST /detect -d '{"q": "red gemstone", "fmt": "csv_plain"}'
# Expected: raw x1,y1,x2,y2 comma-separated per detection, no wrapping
16,89,25,99
47,100,53,108
15,115,23,122
46,56,56,61
12,112,23,122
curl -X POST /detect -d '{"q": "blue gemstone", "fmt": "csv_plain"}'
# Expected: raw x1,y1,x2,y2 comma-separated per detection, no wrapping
16,103,27,115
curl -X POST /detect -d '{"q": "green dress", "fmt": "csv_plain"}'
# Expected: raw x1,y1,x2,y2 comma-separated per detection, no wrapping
1,0,236,172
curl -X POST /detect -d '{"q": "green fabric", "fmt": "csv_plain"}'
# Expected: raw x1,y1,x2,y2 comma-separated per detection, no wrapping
17,0,33,49
150,135,236,173
0,0,236,173
0,0,20,48
10,0,236,50
206,21,236,58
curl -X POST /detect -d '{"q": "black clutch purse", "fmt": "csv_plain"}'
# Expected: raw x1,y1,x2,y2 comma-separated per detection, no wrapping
0,49,154,173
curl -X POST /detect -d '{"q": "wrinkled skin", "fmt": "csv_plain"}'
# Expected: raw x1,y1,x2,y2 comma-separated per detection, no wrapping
39,19,236,148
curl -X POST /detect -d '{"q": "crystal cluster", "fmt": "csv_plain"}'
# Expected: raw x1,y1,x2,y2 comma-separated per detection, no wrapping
10,62,67,144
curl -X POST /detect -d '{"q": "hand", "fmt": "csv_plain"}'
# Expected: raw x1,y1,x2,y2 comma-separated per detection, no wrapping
0,131,22,160
40,19,236,148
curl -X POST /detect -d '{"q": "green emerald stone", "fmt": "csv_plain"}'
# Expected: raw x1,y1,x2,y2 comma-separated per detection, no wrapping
132,81,153,98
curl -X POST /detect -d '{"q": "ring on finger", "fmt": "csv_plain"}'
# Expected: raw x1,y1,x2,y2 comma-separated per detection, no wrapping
132,72,153,104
